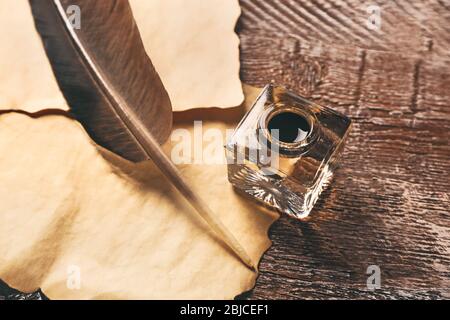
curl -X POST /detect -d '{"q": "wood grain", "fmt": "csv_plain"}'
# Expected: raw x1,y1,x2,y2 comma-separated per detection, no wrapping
238,0,450,299
1,0,449,300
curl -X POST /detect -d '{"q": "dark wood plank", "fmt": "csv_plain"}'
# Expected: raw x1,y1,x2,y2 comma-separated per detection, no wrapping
238,0,450,299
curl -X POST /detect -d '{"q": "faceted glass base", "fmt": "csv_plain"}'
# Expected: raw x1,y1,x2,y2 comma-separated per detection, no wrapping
226,84,351,219
227,153,335,219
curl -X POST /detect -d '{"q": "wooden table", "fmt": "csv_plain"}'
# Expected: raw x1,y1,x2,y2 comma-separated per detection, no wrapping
1,0,449,300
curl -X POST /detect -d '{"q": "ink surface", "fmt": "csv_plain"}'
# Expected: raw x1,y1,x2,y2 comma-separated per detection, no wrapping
268,111,310,143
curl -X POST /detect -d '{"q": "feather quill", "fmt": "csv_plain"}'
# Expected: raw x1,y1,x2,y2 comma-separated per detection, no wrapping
29,0,254,270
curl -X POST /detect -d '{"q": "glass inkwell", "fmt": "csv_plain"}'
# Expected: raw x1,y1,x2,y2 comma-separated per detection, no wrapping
226,84,352,219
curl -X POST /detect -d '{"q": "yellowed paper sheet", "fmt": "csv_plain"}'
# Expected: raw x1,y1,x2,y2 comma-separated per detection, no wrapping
130,0,244,110
0,112,277,299
0,1,67,111
0,0,244,112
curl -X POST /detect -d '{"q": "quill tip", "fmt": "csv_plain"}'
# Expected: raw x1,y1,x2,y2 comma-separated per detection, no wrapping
240,253,258,273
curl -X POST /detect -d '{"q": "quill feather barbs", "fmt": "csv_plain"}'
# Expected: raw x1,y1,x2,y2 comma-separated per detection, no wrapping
29,0,255,270
29,0,172,161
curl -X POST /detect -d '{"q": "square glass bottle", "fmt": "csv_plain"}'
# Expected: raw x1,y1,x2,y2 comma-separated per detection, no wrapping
225,84,352,219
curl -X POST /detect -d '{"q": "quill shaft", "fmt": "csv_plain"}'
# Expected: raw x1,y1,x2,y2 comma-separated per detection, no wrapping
118,95,255,269
139,129,256,270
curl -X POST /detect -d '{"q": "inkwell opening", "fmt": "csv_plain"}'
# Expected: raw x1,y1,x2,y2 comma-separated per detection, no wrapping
267,111,311,144
258,104,317,158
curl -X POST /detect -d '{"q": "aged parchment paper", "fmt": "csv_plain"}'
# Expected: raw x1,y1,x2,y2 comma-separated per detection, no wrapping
0,1,67,111
0,111,277,299
0,0,244,112
130,0,244,110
